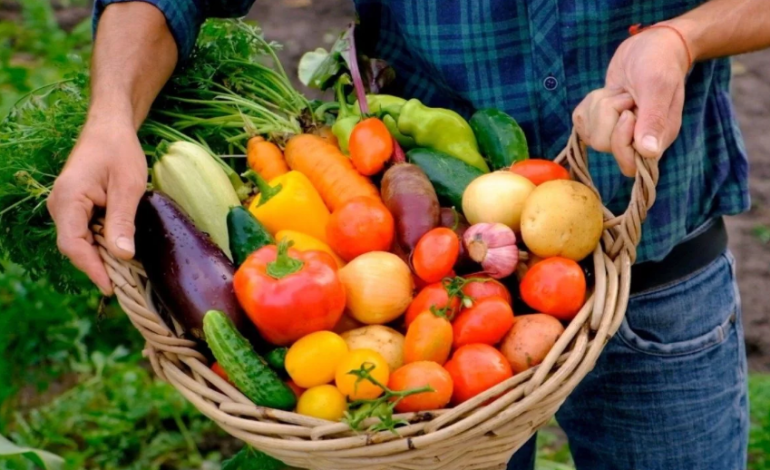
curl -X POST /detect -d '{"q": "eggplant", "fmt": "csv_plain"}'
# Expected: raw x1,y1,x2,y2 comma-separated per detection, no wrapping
438,207,479,275
135,191,247,340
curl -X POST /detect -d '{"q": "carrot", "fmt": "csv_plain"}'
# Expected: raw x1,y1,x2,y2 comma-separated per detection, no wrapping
284,134,380,211
314,126,339,148
247,136,289,181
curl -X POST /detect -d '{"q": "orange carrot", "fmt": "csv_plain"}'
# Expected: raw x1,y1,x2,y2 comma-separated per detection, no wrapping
314,126,339,148
247,136,289,181
284,134,380,211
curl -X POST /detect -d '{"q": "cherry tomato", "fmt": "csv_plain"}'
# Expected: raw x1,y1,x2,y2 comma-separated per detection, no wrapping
452,296,514,348
412,228,460,283
444,344,512,405
405,282,461,328
349,118,393,175
327,196,394,261
286,331,349,388
519,257,586,321
388,361,454,413
510,159,570,186
461,274,512,305
335,349,390,400
404,311,453,365
297,385,347,421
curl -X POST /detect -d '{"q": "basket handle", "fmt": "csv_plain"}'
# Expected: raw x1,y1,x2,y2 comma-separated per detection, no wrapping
554,128,660,264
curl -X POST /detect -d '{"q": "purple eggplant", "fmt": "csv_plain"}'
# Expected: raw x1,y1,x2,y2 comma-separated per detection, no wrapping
134,191,246,340
439,207,479,274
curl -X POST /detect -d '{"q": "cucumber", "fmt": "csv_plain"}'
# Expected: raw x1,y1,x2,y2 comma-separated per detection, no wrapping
227,206,275,267
407,148,484,210
265,347,288,373
222,446,285,470
469,109,529,170
203,310,296,410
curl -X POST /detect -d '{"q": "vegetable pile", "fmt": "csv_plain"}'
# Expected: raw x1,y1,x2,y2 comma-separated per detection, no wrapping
1,18,607,449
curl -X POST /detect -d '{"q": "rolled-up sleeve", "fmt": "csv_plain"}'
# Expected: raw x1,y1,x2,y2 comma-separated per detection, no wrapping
93,0,256,61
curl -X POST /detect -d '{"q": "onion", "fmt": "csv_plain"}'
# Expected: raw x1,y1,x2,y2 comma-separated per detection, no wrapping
462,171,536,232
337,252,414,325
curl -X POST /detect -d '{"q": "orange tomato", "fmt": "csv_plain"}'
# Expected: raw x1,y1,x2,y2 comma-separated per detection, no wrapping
349,118,393,175
444,344,512,405
388,362,454,413
461,274,512,305
510,159,570,186
404,311,453,365
405,282,460,328
519,257,586,321
452,297,514,348
335,349,390,400
327,196,394,261
412,228,460,283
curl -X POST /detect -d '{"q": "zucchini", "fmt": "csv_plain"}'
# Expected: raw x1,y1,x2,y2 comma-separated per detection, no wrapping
203,310,296,410
469,109,529,170
222,446,285,470
265,347,288,373
407,147,484,210
227,206,275,267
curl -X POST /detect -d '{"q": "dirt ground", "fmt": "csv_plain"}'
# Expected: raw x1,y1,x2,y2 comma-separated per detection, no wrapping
40,0,770,370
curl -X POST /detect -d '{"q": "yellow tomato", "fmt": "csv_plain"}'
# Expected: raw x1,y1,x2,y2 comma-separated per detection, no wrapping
286,331,349,388
296,385,348,421
335,349,390,400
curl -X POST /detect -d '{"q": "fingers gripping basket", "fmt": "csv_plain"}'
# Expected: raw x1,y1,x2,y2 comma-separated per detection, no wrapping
93,129,659,470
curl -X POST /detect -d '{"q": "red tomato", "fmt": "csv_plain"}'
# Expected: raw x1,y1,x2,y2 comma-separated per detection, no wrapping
519,257,586,321
452,297,514,348
444,344,512,405
211,362,230,383
234,242,346,346
461,274,512,306
349,118,393,175
388,361,454,412
404,311,453,365
405,282,461,327
327,196,394,261
286,380,305,399
510,159,570,186
412,228,460,283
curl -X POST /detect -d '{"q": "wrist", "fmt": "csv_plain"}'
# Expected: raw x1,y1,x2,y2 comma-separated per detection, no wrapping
86,96,138,131
660,18,702,63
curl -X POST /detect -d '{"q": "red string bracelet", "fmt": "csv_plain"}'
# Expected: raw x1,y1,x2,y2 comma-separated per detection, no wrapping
628,23,693,69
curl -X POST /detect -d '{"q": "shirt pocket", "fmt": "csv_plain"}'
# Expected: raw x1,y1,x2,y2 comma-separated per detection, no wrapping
617,252,738,357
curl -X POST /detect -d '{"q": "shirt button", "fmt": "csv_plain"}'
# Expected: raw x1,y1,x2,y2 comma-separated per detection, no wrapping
543,76,558,90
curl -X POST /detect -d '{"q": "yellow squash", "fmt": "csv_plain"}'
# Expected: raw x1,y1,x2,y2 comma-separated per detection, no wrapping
275,230,345,268
248,171,330,243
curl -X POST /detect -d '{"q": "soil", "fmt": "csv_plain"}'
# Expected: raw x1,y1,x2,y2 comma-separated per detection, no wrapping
34,0,770,369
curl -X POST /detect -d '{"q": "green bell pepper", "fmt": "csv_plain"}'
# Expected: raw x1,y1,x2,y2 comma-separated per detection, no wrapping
397,99,490,172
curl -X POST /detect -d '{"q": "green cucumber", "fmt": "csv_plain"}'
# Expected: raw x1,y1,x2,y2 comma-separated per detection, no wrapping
222,446,285,470
227,206,275,267
407,147,484,209
265,347,288,373
203,310,296,410
469,108,529,170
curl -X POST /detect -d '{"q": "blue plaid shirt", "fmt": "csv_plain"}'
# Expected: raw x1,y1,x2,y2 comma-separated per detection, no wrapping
95,0,750,263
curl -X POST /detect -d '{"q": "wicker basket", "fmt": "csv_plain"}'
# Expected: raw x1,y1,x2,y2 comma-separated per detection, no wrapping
93,129,658,470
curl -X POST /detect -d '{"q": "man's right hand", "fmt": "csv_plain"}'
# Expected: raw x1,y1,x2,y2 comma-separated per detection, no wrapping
47,120,147,295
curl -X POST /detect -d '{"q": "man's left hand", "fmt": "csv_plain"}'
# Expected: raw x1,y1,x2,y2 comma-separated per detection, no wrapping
573,25,691,177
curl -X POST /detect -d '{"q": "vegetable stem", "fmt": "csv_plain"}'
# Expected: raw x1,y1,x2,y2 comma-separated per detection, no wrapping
265,239,304,279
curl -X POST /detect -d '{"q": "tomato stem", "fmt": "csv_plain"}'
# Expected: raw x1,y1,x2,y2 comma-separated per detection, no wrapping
266,239,304,279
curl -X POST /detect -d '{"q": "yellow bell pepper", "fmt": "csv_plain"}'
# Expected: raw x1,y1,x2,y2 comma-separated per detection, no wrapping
275,230,346,269
247,170,330,243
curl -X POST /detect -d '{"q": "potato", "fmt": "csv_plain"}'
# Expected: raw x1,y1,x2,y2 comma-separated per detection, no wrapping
340,325,405,371
500,314,565,373
462,172,536,232
520,180,603,261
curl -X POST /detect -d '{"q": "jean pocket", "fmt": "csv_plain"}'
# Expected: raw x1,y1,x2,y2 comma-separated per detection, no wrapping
617,252,739,357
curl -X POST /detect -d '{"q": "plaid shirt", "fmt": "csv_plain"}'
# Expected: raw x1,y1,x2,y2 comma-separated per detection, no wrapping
95,0,750,263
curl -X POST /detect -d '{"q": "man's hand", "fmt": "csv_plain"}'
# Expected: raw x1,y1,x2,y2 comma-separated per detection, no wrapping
48,121,147,295
573,26,690,176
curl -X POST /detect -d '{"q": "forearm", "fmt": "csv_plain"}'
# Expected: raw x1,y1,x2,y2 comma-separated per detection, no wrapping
666,0,770,61
88,2,177,131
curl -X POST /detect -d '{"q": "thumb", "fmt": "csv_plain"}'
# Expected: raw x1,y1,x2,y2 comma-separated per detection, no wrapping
633,80,678,160
104,177,145,260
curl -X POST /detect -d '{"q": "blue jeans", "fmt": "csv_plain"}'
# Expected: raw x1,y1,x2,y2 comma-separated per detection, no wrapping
508,251,749,470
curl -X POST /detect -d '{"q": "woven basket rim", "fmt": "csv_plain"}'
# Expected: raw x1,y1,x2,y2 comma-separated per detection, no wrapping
94,129,659,470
